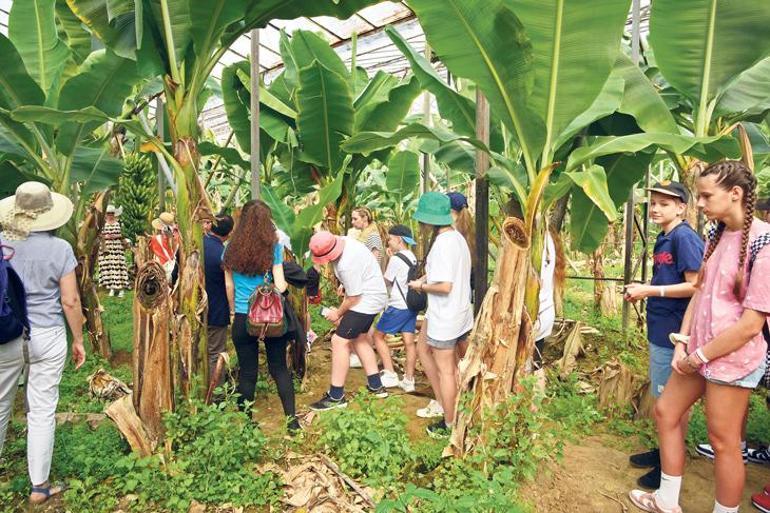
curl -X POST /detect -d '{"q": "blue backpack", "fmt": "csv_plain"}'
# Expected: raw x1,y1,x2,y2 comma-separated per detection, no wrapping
0,242,29,344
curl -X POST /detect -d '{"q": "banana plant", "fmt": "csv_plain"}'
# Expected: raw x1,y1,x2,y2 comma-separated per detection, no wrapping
224,29,421,259
29,0,385,394
0,0,144,358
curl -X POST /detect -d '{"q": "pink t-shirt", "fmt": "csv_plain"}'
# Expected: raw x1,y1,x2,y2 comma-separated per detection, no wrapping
688,219,770,382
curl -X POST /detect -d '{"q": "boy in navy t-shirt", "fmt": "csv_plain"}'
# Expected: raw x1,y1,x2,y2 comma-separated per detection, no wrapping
623,181,704,489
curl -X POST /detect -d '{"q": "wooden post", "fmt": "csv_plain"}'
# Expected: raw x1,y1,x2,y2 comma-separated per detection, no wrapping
250,29,261,200
156,97,165,211
474,91,490,313
622,0,642,333
421,43,431,194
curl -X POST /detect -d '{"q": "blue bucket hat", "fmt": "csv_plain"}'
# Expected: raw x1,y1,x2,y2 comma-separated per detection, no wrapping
446,192,468,212
414,192,453,226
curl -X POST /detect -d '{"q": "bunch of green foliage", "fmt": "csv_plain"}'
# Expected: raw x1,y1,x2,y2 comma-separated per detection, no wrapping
316,395,415,487
114,153,156,242
757,166,770,201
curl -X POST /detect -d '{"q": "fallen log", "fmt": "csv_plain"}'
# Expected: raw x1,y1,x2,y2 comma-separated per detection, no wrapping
105,394,154,457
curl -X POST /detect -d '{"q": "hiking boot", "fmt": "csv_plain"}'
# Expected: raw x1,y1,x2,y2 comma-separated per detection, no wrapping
636,467,661,489
349,354,363,368
628,490,682,513
753,490,770,513
426,420,450,439
399,376,416,393
416,399,444,419
380,370,400,388
748,447,770,465
696,442,748,463
309,392,348,411
630,448,660,468
367,385,389,399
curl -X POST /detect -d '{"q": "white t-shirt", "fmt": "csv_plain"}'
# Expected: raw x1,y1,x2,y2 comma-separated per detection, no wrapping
384,249,417,310
425,230,474,341
333,237,388,315
534,232,556,340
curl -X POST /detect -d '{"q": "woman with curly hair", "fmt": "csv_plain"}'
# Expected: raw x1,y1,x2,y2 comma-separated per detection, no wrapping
223,200,297,431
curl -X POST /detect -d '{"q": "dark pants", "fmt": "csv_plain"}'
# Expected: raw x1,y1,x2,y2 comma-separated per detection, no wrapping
232,314,295,419
533,338,545,370
207,325,228,388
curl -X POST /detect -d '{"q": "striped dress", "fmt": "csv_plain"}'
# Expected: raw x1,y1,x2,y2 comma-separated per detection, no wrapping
98,221,129,290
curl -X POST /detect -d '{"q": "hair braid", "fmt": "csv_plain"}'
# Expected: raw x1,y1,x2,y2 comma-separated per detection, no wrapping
734,174,757,298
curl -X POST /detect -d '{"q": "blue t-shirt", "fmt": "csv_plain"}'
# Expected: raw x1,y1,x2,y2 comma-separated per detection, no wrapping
646,221,704,347
232,243,283,314
204,234,229,326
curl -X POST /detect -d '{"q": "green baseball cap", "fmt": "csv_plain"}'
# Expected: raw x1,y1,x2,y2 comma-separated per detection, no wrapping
413,191,453,226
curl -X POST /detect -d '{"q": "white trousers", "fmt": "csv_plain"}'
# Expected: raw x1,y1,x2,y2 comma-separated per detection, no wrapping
0,326,67,485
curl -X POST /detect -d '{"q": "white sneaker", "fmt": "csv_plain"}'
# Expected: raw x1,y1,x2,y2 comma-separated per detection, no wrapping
380,370,400,388
108,289,116,297
117,290,125,298
416,399,444,419
399,376,415,393
349,354,362,368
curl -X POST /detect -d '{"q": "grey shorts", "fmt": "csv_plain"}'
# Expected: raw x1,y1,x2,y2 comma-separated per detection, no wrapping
426,331,470,350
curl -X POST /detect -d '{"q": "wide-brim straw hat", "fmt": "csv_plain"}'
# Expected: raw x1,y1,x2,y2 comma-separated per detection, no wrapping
151,212,175,231
0,181,74,239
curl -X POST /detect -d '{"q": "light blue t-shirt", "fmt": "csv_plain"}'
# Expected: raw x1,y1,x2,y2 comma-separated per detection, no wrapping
232,243,283,314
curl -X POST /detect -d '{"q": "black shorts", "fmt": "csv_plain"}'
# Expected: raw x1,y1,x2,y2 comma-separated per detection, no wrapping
336,311,377,340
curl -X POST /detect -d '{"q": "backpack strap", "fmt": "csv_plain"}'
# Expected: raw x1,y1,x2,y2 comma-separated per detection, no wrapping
392,252,415,305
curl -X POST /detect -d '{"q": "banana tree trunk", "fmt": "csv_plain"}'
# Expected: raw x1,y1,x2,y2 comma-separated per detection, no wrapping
171,136,209,401
446,216,536,456
76,193,112,358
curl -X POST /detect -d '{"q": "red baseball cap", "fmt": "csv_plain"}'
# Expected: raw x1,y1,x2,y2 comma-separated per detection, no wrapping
309,231,345,264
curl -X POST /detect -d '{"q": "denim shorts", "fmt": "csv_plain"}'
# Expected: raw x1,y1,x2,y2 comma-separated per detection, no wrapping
649,343,674,399
706,358,768,389
426,331,470,350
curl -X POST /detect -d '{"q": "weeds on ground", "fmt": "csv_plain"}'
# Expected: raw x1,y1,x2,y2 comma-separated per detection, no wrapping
0,398,281,513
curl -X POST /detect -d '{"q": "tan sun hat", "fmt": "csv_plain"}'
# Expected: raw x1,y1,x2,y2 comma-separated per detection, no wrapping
0,181,74,240
151,212,175,231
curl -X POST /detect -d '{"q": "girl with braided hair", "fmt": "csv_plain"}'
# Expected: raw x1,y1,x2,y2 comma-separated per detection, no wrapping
629,160,770,513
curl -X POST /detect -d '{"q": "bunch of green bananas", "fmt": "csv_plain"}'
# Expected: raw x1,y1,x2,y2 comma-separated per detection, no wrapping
115,153,157,242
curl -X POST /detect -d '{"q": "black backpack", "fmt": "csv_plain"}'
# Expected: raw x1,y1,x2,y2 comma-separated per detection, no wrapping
0,244,29,344
393,252,427,313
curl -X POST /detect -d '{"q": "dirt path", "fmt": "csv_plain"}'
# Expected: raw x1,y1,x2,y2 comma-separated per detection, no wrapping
525,436,769,512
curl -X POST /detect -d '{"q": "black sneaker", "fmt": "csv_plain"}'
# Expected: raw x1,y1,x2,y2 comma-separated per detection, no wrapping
748,447,770,465
367,385,389,399
309,392,348,411
629,448,660,468
287,417,302,434
696,442,748,464
636,466,661,489
426,420,450,439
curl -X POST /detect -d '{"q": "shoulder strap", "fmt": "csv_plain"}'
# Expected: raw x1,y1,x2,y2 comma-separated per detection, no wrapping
749,232,770,272
393,252,415,269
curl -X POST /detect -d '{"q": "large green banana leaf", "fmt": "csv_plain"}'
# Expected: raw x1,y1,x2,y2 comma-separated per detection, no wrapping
353,71,399,112
147,0,192,66
355,77,421,133
55,0,92,64
649,0,770,129
385,151,420,206
510,0,631,162
564,165,617,223
190,0,246,55
9,0,71,95
0,35,46,111
296,61,354,172
66,0,140,60
55,50,142,156
222,62,252,152
715,57,770,117
570,152,654,253
408,0,544,172
342,122,487,157
262,184,296,233
71,145,124,194
285,30,350,86
614,54,679,135
244,0,382,34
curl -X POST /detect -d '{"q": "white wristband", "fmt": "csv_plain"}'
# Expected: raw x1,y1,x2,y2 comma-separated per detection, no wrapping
659,286,666,297
695,348,709,364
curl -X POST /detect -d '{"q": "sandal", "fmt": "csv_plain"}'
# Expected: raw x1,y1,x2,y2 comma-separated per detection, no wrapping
628,490,682,513
29,483,66,505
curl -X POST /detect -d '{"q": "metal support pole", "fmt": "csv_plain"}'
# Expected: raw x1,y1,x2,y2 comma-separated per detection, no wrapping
474,91,490,313
249,29,261,200
156,97,165,211
420,44,431,194
622,0,642,333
